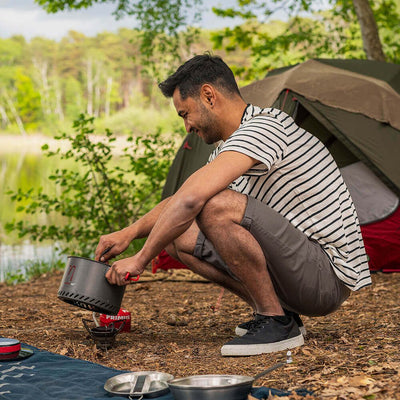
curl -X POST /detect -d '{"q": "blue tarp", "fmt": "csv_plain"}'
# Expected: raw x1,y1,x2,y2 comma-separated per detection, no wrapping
0,344,311,399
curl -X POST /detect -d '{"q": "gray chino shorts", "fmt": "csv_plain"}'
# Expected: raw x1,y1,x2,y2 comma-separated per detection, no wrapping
193,195,350,317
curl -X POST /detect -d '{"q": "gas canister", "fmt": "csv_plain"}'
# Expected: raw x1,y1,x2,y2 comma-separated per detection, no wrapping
99,308,131,332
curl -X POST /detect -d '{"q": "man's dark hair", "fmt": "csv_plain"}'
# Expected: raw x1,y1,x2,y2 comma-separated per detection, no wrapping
158,54,241,99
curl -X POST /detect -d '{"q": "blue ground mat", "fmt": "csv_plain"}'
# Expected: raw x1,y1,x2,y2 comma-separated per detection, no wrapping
0,344,311,399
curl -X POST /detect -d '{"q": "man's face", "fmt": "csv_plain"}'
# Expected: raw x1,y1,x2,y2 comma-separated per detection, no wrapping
172,88,222,144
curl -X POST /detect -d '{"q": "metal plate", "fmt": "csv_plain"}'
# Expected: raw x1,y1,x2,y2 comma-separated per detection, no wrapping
104,371,174,398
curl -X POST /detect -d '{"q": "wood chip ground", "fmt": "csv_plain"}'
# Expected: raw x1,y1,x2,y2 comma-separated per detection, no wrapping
1,269,399,399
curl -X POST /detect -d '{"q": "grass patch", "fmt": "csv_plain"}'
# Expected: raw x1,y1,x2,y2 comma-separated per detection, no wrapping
3,258,65,285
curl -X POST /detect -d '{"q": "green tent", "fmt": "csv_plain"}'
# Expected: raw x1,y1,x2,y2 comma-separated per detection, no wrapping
240,58,400,197
163,59,400,198
161,132,214,199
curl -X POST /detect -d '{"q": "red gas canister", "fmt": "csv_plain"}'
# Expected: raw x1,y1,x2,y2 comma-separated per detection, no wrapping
99,308,131,332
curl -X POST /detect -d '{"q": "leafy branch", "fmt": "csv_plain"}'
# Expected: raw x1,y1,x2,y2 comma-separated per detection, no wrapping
6,114,177,257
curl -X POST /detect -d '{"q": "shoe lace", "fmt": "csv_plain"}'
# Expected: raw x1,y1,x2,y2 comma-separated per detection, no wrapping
247,316,271,334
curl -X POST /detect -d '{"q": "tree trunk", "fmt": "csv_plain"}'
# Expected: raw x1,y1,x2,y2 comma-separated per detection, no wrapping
94,83,101,118
352,0,386,61
86,58,93,116
122,80,131,109
0,104,9,128
33,58,52,115
105,76,112,118
3,90,27,136
54,78,64,121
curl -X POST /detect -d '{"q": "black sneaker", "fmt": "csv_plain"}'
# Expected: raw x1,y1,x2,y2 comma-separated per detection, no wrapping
235,310,306,337
235,312,256,336
284,310,307,337
222,314,304,356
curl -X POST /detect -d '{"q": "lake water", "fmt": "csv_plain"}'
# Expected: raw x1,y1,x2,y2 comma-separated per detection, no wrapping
0,136,77,281
0,133,172,282
0,242,64,282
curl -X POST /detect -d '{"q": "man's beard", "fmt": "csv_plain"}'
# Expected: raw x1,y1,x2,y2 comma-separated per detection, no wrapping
196,104,222,144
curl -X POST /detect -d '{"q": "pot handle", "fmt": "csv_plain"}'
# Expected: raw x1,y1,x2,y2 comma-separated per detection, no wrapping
100,248,140,281
100,246,113,262
125,272,140,282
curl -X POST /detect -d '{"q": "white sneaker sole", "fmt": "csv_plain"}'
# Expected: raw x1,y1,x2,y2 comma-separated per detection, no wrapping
221,334,304,356
236,325,307,337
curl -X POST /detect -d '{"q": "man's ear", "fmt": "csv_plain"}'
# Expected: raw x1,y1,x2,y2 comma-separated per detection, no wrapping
200,84,216,106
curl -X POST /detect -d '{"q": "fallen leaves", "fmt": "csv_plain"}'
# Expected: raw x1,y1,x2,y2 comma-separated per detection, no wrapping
320,374,384,398
1,270,400,399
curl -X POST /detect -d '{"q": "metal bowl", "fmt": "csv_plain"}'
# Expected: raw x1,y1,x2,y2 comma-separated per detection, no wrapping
168,374,254,400
104,371,174,398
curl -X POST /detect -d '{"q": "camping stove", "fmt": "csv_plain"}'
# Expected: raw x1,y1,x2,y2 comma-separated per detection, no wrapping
82,319,124,350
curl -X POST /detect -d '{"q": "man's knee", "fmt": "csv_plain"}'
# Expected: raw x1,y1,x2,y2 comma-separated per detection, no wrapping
164,243,178,259
166,222,200,258
197,189,247,226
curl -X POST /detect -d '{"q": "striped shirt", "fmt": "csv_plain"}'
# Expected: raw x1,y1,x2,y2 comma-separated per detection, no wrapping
209,104,371,291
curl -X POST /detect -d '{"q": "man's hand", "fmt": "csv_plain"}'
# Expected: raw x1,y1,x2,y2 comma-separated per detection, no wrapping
105,255,144,286
95,230,132,262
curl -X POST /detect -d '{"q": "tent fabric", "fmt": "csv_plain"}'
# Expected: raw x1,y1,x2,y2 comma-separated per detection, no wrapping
161,132,215,200
293,94,400,195
360,206,400,272
241,59,400,196
340,161,399,225
152,249,187,273
240,59,400,130
153,133,214,273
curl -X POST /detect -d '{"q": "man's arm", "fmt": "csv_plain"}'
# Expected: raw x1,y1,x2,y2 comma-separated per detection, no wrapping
106,150,257,284
94,197,171,262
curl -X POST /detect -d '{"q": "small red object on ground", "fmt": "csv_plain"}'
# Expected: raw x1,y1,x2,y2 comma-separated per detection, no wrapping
100,308,131,333
0,338,21,360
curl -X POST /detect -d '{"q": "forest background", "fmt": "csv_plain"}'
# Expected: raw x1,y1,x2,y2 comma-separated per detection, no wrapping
1,0,400,136
1,0,400,282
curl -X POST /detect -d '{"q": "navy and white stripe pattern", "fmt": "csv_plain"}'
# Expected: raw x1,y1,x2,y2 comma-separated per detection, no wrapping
209,104,371,291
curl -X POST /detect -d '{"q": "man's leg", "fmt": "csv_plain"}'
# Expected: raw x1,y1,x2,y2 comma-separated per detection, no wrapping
166,189,304,356
166,221,256,310
167,192,284,316
197,190,287,316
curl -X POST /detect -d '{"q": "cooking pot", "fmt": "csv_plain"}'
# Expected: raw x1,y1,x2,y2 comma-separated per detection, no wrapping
58,256,125,315
168,353,291,400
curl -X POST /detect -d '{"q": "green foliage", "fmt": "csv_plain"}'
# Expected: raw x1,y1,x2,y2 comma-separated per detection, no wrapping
35,0,204,76
4,269,25,285
0,37,26,66
63,77,84,120
372,0,400,63
5,114,177,257
15,69,42,128
94,100,182,136
3,259,65,285
1,1,399,134
211,0,400,79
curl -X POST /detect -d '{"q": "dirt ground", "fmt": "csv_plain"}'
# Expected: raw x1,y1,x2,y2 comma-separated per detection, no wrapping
1,268,399,399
